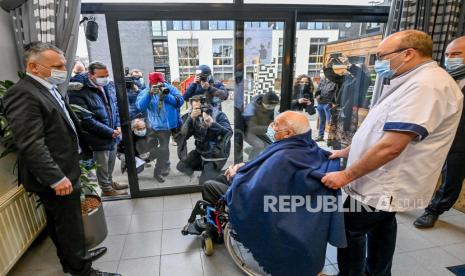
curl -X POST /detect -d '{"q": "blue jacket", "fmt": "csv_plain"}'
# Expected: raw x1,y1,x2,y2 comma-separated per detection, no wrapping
224,131,346,276
68,74,120,151
127,86,147,119
136,82,184,131
183,80,228,110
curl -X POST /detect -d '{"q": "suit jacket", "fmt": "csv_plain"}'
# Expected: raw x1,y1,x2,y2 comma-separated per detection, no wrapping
3,75,89,193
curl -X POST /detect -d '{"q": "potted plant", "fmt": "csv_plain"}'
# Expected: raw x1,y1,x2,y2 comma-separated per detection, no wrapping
0,75,108,248
79,162,108,248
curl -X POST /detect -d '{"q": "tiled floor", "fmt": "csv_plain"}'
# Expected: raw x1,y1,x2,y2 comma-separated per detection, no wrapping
7,193,465,276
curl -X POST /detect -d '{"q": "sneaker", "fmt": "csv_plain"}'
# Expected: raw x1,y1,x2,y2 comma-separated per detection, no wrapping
413,212,439,229
154,173,165,183
102,189,128,197
112,181,128,190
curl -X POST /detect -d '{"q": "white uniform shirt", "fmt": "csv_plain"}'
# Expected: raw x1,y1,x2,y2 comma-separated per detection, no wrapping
345,61,463,212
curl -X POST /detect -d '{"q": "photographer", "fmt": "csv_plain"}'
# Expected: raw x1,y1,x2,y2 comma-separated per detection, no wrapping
136,72,184,183
176,95,232,184
126,69,147,120
291,74,315,115
183,64,228,112
243,92,280,159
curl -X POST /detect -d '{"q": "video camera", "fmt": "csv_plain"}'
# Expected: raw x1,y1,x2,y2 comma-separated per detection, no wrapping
124,68,136,90
150,83,170,95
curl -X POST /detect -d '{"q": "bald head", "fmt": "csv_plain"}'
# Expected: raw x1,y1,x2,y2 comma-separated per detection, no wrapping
445,36,465,59
272,111,311,141
73,61,86,74
377,30,433,77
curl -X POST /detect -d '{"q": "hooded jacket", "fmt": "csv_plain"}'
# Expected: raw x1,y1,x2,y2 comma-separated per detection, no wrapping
243,94,275,136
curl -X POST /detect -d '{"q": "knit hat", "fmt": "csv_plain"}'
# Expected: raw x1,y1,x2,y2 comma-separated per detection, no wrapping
149,72,165,86
262,92,280,105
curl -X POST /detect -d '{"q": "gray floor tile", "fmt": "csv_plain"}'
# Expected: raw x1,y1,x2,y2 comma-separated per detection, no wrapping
93,261,119,273
6,237,59,272
104,199,136,217
190,192,203,206
121,231,162,259
117,256,160,276
163,194,193,211
395,224,432,253
129,211,163,233
160,251,203,276
392,252,436,276
410,217,465,247
106,215,132,235
8,267,64,276
442,242,465,262
161,228,200,255
408,247,462,276
94,235,127,262
133,197,164,214
162,209,191,230
201,245,245,276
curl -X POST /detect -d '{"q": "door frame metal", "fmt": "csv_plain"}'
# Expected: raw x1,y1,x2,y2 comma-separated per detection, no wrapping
82,2,389,198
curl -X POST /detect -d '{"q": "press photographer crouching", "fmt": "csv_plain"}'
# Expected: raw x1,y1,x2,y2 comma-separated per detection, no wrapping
117,118,159,174
176,95,232,184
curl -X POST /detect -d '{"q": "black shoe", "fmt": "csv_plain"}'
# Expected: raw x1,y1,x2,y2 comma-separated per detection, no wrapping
90,268,121,276
413,212,439,229
154,173,165,183
176,162,194,176
88,247,107,261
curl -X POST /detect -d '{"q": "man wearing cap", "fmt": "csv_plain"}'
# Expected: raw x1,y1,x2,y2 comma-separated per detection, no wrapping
136,72,184,182
243,92,280,159
183,64,228,112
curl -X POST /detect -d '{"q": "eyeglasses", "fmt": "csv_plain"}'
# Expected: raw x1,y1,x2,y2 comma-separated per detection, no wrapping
376,47,415,60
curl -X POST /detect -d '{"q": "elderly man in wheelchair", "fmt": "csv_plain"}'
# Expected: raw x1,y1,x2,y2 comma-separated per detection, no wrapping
182,111,347,276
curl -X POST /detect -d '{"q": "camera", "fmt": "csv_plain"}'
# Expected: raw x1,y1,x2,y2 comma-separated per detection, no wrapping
151,84,170,95
197,74,209,83
124,76,135,90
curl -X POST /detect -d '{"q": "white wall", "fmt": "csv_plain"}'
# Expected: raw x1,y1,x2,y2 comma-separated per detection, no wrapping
0,9,20,81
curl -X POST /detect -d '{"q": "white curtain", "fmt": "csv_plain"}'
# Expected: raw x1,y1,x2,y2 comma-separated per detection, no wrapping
10,0,82,93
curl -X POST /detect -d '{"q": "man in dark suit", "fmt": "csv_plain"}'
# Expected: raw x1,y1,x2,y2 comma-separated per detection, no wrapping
3,42,119,276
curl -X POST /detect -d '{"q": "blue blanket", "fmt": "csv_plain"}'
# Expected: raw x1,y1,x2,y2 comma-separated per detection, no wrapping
224,131,346,276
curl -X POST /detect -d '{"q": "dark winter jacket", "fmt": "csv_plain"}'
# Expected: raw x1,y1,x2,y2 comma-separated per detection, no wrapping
243,94,275,136
180,110,232,159
68,73,121,151
315,78,338,105
183,79,228,110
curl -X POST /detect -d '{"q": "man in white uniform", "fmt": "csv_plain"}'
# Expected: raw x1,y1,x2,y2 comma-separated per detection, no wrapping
322,30,463,276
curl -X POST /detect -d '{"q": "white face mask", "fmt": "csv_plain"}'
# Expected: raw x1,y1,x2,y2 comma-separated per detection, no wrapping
47,69,68,85
134,129,147,137
95,77,109,87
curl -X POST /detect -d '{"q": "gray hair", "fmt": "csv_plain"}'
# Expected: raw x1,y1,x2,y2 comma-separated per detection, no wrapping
88,61,108,74
131,118,145,129
23,41,64,65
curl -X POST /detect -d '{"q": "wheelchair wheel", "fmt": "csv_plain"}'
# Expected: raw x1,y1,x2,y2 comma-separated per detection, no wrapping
202,236,214,256
224,223,266,276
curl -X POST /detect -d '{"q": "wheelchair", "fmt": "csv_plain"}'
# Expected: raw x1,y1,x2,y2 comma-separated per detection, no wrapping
181,200,267,275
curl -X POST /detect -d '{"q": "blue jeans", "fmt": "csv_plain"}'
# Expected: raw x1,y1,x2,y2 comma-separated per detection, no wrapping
317,104,331,137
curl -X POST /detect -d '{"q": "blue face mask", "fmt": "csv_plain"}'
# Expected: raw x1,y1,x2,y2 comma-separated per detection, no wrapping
374,51,405,79
266,125,276,143
212,96,220,104
445,57,464,71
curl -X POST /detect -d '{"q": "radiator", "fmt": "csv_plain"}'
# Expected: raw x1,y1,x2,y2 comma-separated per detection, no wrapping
0,185,46,276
